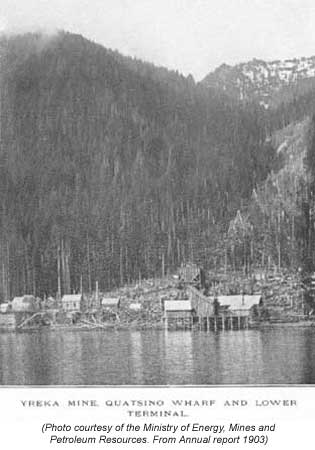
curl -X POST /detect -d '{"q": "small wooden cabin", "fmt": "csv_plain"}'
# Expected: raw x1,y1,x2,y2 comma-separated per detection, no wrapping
11,295,39,313
101,297,120,311
0,303,10,314
101,297,120,321
61,294,82,312
164,300,194,319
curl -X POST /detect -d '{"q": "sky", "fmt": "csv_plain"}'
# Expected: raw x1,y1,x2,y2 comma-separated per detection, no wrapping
1,0,315,80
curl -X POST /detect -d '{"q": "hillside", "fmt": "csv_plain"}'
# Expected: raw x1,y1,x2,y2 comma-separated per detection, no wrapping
245,119,309,270
202,56,315,110
0,31,275,299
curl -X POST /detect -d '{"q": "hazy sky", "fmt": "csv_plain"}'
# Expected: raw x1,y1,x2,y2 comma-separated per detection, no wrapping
1,0,315,80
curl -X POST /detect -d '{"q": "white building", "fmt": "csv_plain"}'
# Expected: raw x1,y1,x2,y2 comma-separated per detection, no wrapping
61,294,82,312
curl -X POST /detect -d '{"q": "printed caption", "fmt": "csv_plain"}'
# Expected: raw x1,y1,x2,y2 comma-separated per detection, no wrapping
41,422,276,446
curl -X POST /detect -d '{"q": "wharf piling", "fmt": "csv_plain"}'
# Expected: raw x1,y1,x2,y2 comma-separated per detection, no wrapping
164,314,249,331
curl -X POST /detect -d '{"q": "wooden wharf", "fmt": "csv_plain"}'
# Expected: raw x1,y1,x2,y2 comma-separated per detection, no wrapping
164,314,249,331
163,285,252,331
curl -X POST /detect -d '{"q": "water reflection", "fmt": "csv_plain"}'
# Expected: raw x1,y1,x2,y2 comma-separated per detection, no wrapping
0,327,315,385
164,331,193,384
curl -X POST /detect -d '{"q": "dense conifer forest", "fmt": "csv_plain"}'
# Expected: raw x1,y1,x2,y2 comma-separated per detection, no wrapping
1,31,315,300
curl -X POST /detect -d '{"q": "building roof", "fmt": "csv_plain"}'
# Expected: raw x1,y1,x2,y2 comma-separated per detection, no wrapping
11,295,38,311
12,295,36,302
12,296,24,304
0,303,9,311
164,300,192,311
217,295,262,311
61,294,82,303
101,297,120,306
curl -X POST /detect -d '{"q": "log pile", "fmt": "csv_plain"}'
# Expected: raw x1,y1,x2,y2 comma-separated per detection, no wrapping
100,277,180,325
261,274,304,313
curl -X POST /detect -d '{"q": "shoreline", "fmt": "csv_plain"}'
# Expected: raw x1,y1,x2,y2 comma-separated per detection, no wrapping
1,319,315,333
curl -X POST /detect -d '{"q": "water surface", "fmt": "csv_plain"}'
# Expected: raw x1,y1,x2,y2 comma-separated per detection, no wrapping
0,327,314,385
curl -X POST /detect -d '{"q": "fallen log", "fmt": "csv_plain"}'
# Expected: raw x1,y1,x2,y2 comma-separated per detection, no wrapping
17,312,44,329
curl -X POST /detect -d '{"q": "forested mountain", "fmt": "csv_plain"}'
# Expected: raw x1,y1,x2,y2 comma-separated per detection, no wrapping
0,31,277,299
1,31,315,301
200,56,315,277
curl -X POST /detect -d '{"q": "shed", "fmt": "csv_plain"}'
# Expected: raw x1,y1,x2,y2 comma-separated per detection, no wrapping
164,300,194,318
218,294,262,317
129,303,142,311
101,297,120,321
61,294,82,312
101,297,120,310
11,295,39,313
0,303,10,314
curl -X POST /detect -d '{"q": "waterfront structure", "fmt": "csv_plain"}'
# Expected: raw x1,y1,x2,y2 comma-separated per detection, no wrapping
61,294,82,312
164,299,194,329
218,294,262,317
164,300,194,318
187,285,216,316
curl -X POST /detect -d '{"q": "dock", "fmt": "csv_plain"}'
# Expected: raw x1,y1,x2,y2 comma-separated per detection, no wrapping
163,285,257,331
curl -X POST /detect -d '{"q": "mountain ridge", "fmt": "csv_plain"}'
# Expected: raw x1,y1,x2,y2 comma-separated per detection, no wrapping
1,30,315,300
201,55,315,109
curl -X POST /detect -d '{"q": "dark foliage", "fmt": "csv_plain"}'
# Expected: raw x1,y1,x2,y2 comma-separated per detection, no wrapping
0,32,276,298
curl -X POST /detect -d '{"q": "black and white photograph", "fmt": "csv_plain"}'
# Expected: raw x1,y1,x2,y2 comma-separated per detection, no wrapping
1,0,315,386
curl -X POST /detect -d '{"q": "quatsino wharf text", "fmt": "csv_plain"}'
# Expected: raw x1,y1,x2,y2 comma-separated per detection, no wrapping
20,399,297,408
